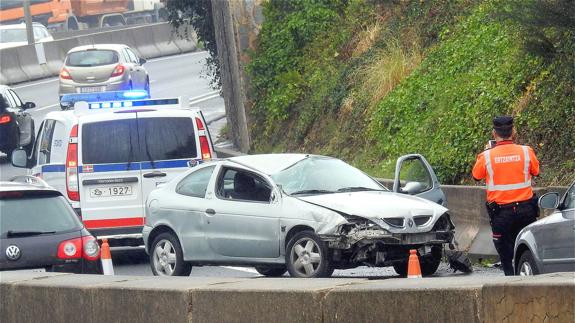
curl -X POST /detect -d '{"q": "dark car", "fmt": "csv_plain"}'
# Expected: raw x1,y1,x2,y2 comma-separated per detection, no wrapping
0,85,36,159
0,176,101,274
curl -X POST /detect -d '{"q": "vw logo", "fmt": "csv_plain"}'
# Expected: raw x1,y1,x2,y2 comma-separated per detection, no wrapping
408,219,414,228
5,245,21,261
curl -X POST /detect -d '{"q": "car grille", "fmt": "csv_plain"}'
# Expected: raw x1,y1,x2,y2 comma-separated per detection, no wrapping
413,215,432,226
383,217,404,227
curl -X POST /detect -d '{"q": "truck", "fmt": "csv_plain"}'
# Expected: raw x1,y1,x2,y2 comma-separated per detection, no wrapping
0,0,166,31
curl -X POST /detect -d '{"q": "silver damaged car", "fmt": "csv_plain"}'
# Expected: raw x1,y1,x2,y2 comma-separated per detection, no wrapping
143,154,456,277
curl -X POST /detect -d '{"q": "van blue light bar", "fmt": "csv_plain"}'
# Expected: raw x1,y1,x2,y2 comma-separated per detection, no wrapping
60,91,150,107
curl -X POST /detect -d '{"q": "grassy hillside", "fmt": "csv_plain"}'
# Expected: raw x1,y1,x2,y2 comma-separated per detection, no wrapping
246,0,575,186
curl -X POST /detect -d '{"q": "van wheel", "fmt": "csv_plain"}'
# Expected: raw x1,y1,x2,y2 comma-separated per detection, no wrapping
255,266,287,277
517,250,539,276
286,231,333,278
150,232,191,276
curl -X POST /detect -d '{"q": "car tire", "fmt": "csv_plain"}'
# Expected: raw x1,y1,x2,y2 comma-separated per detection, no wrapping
285,231,333,278
516,250,539,276
254,266,287,277
150,232,191,277
393,246,442,277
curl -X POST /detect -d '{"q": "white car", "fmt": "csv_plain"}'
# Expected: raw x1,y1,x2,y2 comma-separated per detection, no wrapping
0,23,54,50
143,153,455,278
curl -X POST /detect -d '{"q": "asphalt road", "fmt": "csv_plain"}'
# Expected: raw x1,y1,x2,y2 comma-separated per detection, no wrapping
111,247,501,278
0,51,227,180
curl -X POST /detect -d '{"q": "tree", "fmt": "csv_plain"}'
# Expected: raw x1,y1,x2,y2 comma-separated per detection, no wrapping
165,0,221,89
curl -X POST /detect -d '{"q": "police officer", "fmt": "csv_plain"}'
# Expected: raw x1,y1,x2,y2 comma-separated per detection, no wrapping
472,116,540,276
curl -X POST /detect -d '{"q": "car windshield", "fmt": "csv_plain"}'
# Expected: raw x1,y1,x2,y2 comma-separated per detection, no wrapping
0,193,83,237
66,50,119,67
271,157,386,195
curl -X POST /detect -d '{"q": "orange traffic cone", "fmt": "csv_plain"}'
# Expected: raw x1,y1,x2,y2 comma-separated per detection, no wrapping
100,238,114,275
407,249,422,278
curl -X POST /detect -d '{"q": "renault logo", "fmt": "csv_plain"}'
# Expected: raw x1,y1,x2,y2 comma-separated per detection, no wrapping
6,245,21,261
408,219,414,228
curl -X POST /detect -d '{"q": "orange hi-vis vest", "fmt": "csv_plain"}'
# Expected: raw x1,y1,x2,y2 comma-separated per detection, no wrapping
472,141,540,204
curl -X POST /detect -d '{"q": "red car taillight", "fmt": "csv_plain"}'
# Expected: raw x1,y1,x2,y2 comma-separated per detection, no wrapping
66,125,79,201
0,114,11,124
57,236,100,261
111,64,125,77
195,117,212,160
60,67,72,80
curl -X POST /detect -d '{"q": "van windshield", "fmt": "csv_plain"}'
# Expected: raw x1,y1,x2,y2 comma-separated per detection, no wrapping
81,117,198,164
66,50,119,67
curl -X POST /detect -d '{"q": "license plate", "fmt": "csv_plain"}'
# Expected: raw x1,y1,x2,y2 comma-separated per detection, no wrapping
80,86,105,93
90,186,133,198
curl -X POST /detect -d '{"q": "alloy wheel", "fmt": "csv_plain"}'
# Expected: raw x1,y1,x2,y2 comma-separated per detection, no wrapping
519,261,533,276
153,239,177,276
290,237,322,277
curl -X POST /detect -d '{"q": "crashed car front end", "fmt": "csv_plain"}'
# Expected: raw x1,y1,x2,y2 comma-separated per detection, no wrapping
318,212,455,268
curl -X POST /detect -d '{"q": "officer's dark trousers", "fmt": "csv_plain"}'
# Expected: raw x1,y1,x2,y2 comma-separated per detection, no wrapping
489,203,537,276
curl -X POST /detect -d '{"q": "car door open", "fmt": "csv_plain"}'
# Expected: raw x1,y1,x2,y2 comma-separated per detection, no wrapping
393,154,446,206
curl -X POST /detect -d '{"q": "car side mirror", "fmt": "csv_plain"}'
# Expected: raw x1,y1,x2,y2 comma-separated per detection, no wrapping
11,148,29,168
139,57,147,65
539,192,559,209
401,181,424,195
23,102,36,110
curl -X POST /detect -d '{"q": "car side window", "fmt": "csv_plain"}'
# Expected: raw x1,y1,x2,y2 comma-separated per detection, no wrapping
126,48,139,64
562,184,575,210
176,166,215,198
216,168,271,203
2,91,17,109
120,49,130,63
7,90,22,108
38,120,56,165
398,158,433,194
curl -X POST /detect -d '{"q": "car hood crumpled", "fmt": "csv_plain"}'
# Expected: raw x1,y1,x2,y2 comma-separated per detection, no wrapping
297,191,447,221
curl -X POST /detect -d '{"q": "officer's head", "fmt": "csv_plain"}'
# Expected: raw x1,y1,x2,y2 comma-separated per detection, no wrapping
492,115,515,140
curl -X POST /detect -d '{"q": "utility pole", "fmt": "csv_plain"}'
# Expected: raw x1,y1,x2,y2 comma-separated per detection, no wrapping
23,0,35,45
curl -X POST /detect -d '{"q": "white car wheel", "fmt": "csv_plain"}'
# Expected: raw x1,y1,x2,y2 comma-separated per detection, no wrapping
286,231,333,278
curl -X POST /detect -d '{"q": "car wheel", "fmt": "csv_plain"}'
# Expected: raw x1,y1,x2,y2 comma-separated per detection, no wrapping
286,231,333,278
254,266,287,277
150,232,191,277
517,250,539,276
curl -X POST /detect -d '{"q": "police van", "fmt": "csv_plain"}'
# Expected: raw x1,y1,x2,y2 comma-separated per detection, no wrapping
11,93,216,245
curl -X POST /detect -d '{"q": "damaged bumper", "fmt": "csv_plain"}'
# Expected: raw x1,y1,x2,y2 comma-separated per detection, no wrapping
320,229,454,249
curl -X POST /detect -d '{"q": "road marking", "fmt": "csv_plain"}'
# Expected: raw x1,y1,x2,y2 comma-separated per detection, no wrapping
189,90,219,102
13,78,58,89
189,93,220,105
221,266,260,275
148,51,208,63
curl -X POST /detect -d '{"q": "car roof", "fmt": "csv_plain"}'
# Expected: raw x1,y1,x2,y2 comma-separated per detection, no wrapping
68,44,128,53
228,154,331,175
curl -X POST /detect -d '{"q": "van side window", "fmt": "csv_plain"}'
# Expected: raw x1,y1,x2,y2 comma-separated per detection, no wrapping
176,166,215,198
38,120,56,165
30,121,44,165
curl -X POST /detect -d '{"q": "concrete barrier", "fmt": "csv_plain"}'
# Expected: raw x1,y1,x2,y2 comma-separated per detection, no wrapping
0,23,198,85
0,271,572,323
